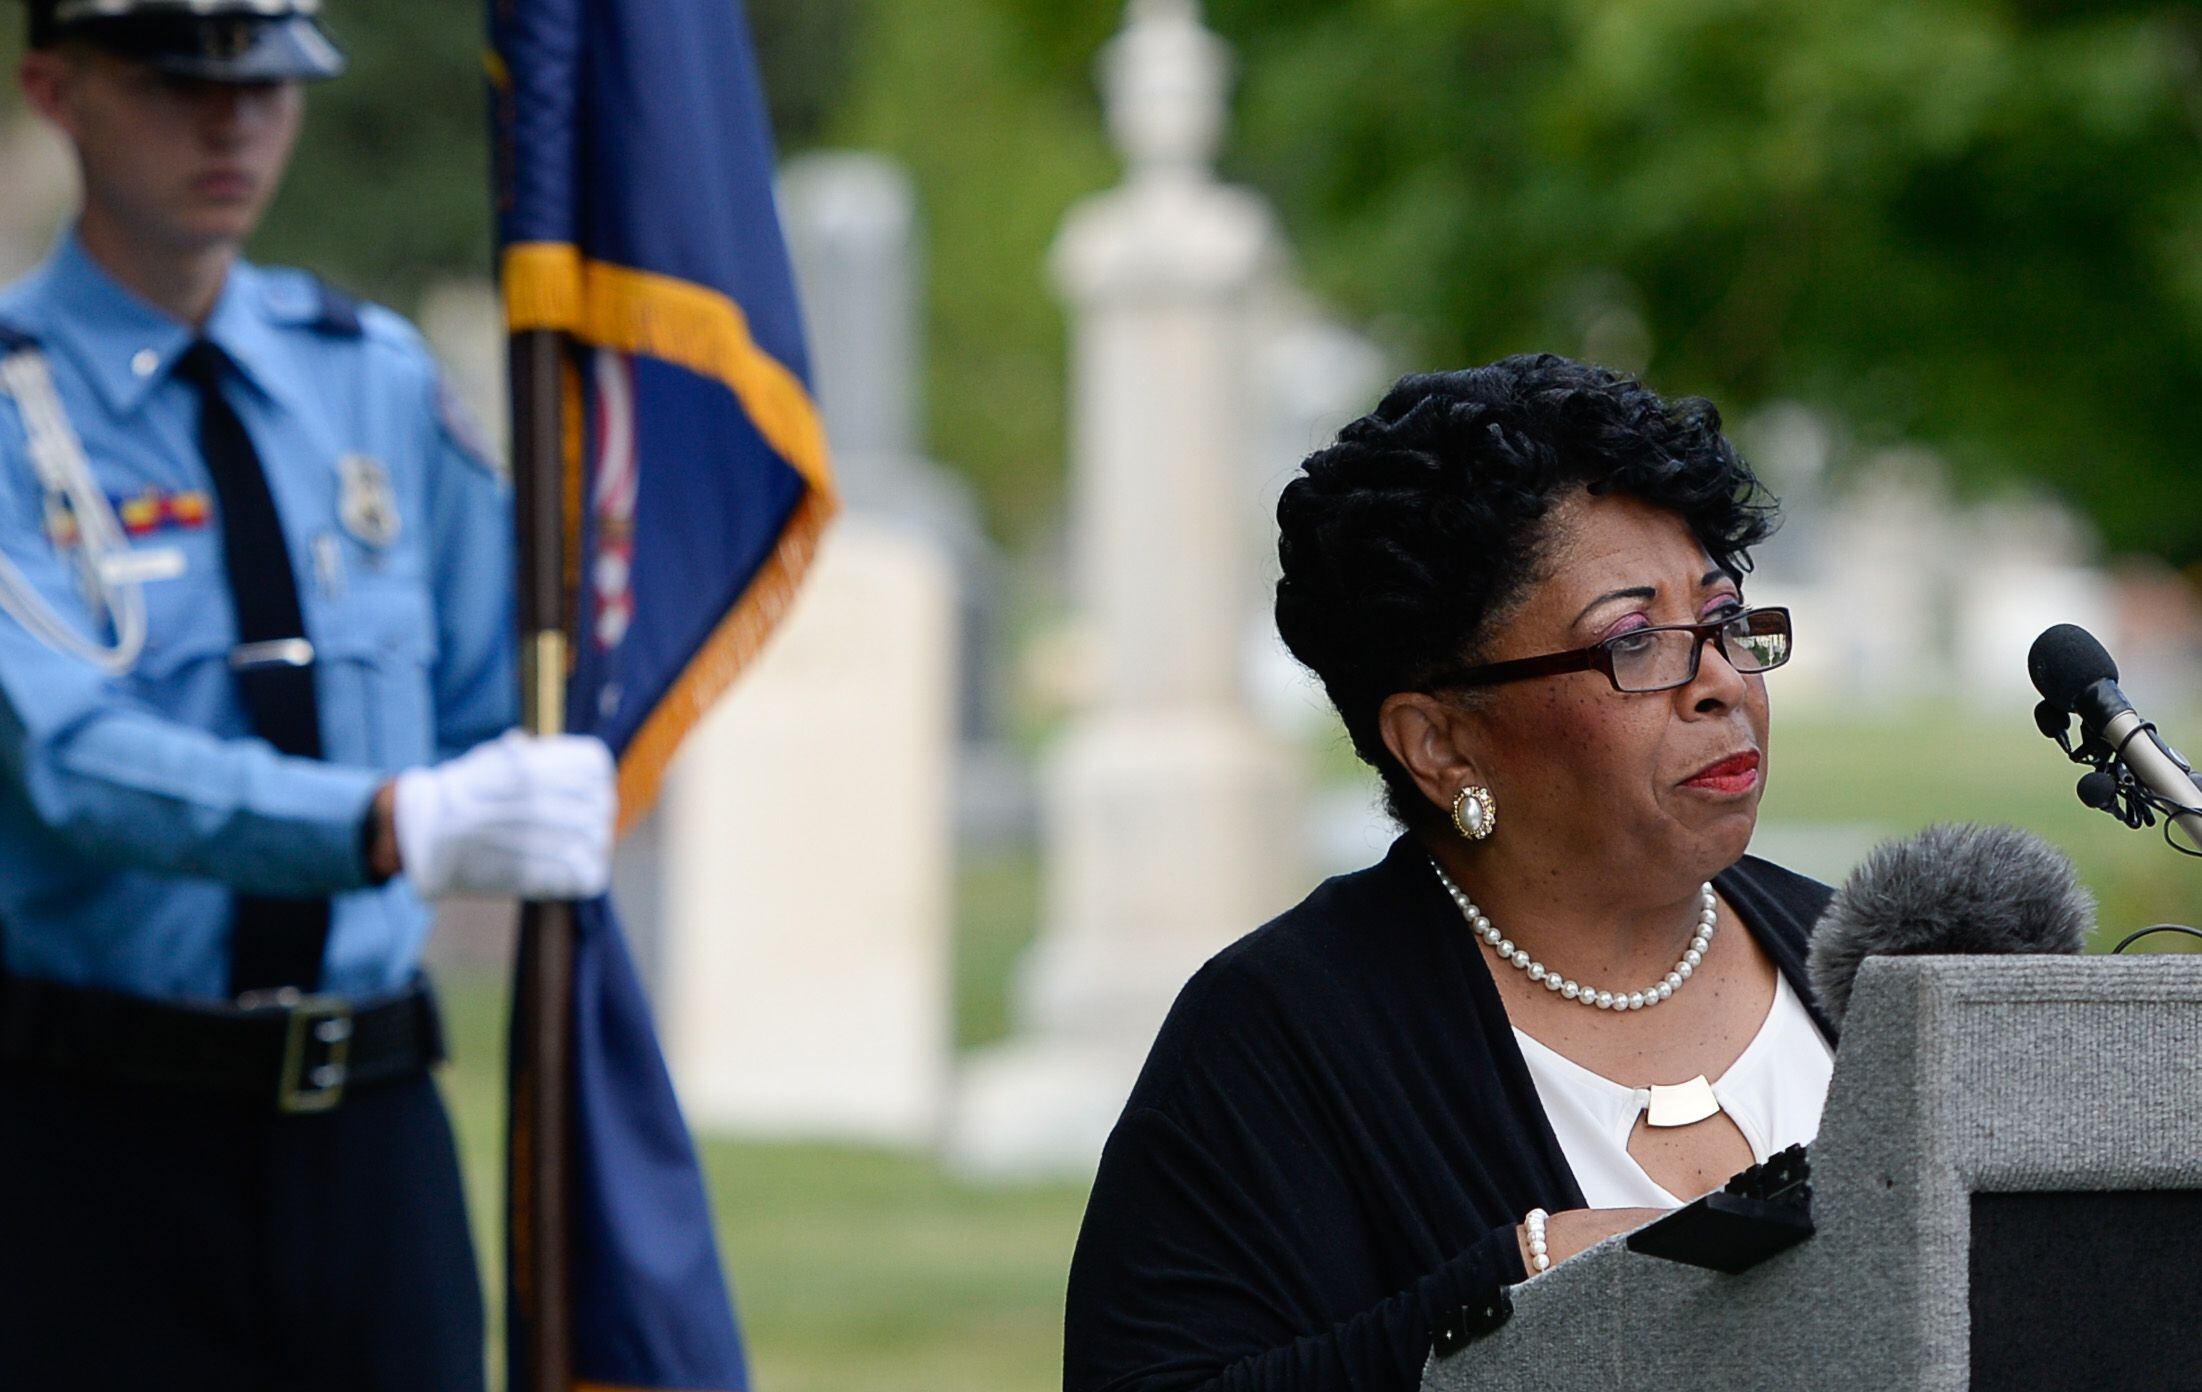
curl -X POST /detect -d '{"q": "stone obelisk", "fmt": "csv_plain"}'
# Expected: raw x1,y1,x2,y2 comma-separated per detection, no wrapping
952,0,1306,1175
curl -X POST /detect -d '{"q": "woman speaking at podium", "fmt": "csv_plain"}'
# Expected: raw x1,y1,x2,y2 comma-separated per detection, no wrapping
1064,356,1839,1391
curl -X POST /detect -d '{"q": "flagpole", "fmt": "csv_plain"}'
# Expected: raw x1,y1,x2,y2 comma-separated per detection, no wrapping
508,324,575,1392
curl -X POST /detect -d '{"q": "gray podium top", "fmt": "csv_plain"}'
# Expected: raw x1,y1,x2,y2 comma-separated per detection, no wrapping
1422,954,2202,1391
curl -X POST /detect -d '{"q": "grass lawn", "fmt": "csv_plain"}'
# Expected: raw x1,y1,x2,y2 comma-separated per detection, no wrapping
436,702,2200,1389
436,853,1084,1392
1759,700,2202,942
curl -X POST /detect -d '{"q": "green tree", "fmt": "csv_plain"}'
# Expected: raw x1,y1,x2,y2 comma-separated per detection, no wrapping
818,0,1115,542
812,0,2202,561
250,0,491,302
260,0,866,303
1204,0,2202,561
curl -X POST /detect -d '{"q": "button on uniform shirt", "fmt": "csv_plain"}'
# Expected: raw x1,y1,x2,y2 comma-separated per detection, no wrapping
0,235,515,1001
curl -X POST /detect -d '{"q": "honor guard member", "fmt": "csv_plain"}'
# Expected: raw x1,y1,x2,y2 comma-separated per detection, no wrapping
0,3,614,1387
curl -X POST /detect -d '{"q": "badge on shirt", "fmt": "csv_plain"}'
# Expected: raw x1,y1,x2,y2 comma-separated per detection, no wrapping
338,453,401,550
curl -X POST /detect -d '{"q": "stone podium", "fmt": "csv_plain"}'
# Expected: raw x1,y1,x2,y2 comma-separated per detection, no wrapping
1422,954,2202,1391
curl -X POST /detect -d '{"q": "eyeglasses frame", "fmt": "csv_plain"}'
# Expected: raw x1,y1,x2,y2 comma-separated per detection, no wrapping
1424,605,1794,695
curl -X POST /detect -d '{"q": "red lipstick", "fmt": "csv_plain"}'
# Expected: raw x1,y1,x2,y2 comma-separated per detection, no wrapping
1683,750,1761,794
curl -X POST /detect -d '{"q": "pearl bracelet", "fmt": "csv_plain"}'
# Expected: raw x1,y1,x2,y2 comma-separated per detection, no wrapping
1524,1207,1550,1274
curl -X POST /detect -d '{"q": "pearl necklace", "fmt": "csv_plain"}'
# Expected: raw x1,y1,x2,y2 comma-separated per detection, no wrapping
1429,860,1717,1012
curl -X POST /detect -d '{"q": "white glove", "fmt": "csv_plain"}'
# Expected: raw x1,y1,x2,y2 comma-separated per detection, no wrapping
393,731,616,900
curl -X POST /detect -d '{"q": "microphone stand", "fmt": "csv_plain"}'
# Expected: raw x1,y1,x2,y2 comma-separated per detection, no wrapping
2033,699,2202,857
2033,699,2201,950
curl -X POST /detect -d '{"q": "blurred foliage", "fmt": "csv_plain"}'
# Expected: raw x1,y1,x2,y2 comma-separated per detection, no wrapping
814,0,2202,560
251,0,491,304
1202,0,2202,564
6,0,2202,556
262,0,867,305
815,0,1115,542
750,0,868,147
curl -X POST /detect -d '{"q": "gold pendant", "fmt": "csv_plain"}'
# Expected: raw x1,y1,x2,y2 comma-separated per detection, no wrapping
1645,1074,1720,1128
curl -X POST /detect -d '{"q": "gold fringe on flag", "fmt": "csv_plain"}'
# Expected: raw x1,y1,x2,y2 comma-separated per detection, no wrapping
612,487,832,836
497,240,839,833
501,242,834,498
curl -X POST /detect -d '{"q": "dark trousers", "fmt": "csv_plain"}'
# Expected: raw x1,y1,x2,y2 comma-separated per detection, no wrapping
0,1066,486,1391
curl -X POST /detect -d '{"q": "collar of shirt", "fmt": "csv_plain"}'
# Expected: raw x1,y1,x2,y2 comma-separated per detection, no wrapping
25,231,308,421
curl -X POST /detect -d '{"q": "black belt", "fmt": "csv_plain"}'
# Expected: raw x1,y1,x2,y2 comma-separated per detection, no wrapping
0,973,445,1114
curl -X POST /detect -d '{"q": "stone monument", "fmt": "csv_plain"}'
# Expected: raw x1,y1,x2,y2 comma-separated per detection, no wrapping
951,0,1307,1176
778,153,1013,790
613,156,961,1147
614,516,956,1146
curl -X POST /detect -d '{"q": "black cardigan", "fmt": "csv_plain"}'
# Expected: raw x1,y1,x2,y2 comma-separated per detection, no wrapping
1062,835,1837,1392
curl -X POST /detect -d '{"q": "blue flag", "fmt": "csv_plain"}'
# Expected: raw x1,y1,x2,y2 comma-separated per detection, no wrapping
490,0,834,1385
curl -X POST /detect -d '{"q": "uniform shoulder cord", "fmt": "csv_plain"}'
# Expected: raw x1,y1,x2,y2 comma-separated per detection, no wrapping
0,343,149,674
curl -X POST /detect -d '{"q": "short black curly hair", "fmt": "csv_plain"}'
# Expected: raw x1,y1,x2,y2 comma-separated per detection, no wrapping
1274,354,1779,830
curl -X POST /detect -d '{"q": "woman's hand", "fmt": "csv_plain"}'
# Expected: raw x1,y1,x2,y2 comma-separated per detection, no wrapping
1516,1207,1666,1274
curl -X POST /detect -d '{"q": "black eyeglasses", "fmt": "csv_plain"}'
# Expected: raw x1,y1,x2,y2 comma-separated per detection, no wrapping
1427,606,1794,695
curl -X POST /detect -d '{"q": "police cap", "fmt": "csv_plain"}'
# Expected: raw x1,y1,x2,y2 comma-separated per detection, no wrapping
25,0,346,83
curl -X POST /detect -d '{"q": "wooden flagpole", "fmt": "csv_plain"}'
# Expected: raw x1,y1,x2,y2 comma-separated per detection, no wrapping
507,325,575,1392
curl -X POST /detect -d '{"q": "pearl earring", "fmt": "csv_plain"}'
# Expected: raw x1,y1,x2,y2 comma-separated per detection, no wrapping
1451,785,1496,841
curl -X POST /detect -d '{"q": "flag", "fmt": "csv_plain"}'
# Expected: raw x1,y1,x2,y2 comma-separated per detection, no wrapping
489,0,834,1384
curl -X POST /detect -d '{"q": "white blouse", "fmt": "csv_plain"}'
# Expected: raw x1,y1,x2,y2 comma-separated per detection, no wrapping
1512,971,1834,1210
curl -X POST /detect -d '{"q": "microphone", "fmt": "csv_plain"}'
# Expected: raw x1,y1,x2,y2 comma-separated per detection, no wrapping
2027,624,2202,846
1807,822,2093,1028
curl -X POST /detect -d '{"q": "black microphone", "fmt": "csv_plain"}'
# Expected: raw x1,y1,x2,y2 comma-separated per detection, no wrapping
2076,769,2120,812
2027,624,2202,845
1807,822,2093,1028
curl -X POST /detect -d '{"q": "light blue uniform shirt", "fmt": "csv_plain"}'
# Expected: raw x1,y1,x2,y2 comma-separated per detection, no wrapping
0,235,516,1001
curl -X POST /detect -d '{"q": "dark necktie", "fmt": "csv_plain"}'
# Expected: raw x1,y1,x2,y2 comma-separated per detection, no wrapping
176,341,332,996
